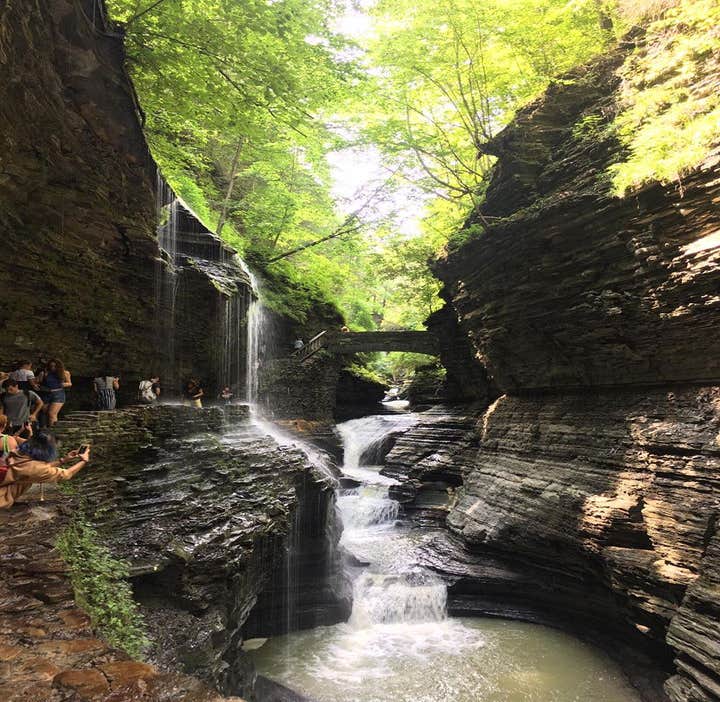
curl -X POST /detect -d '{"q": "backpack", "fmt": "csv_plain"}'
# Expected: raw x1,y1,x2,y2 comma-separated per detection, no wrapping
138,380,155,403
0,435,11,483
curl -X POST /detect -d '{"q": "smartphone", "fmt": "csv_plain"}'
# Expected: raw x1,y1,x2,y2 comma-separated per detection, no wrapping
78,444,90,454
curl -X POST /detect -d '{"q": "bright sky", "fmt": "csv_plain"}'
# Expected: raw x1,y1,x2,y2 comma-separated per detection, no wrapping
326,1,427,241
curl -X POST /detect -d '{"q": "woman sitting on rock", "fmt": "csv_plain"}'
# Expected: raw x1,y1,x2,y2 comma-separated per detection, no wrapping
0,432,91,509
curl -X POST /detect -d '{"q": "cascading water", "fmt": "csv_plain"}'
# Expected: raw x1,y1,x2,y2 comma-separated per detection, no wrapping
336,413,454,627
217,258,258,398
245,292,264,407
155,174,180,383
249,411,644,702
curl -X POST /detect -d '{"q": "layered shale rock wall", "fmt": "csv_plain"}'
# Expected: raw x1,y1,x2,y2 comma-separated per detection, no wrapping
0,0,158,375
0,0,254,400
408,37,720,702
51,406,349,698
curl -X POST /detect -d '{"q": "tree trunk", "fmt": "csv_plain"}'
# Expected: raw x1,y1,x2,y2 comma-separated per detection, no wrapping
216,138,244,236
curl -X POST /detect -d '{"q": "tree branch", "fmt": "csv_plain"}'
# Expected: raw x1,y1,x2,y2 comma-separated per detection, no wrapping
125,0,173,27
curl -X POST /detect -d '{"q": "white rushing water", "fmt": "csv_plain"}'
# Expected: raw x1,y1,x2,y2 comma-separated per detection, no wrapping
155,174,180,381
250,412,643,702
336,412,457,630
337,412,417,477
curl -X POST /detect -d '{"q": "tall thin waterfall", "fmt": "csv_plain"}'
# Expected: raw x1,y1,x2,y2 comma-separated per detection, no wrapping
155,174,180,381
155,172,262,397
245,294,264,406
215,254,258,399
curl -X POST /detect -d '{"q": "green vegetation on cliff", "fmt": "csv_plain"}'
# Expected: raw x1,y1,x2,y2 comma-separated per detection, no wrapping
610,0,720,192
106,0,719,340
57,514,149,658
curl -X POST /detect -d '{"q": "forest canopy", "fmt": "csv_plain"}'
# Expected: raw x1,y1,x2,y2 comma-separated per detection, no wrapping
107,0,719,335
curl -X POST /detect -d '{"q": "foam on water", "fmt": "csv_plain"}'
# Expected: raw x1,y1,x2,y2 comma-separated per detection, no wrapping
338,487,400,530
338,413,418,471
350,570,447,626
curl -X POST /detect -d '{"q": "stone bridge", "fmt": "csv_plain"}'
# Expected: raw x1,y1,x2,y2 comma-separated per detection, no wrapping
295,330,439,363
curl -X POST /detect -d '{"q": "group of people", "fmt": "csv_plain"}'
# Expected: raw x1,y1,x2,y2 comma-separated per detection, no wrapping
0,362,234,511
1,357,241,437
0,359,72,432
0,358,95,509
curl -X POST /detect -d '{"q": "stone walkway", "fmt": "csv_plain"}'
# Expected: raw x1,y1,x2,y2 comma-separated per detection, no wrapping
0,492,244,701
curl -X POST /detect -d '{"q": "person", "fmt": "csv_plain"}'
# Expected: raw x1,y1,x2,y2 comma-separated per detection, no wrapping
1,380,43,435
184,379,204,408
0,413,29,454
293,338,304,351
9,360,38,391
93,374,119,410
37,359,72,426
138,376,161,404
0,434,91,509
219,386,233,404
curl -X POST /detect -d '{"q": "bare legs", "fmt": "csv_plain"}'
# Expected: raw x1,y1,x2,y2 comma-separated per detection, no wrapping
46,402,64,426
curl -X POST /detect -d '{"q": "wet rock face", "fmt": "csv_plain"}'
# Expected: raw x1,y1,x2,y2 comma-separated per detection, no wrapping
27,406,348,698
434,50,720,394
0,0,159,376
0,503,246,702
381,406,480,526
0,1,254,404
437,390,720,640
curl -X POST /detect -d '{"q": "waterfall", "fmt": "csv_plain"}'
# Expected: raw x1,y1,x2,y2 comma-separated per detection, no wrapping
218,279,255,398
155,172,262,398
333,412,454,632
338,485,400,529
155,174,180,383
245,294,264,406
338,414,418,473
349,571,447,627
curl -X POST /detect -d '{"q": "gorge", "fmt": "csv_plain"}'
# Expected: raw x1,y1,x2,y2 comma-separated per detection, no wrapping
1,1,719,702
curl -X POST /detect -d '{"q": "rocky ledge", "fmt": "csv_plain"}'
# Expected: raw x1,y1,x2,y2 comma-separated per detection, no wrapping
0,500,245,702
383,383,720,701
381,406,481,525
2,405,350,701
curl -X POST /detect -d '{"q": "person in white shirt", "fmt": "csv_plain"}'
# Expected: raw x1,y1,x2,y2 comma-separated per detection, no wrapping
9,361,37,391
138,377,160,403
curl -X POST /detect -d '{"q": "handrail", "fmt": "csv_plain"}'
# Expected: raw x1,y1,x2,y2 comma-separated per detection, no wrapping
292,330,328,363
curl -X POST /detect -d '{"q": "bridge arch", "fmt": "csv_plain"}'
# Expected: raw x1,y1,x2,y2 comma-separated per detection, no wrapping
294,330,439,363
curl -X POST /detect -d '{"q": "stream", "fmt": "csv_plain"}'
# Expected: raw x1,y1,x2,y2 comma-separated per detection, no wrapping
249,410,643,702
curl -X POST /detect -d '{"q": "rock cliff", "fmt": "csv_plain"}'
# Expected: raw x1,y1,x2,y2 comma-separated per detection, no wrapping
433,50,720,393
406,34,720,702
0,406,348,701
50,406,350,698
0,0,255,401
